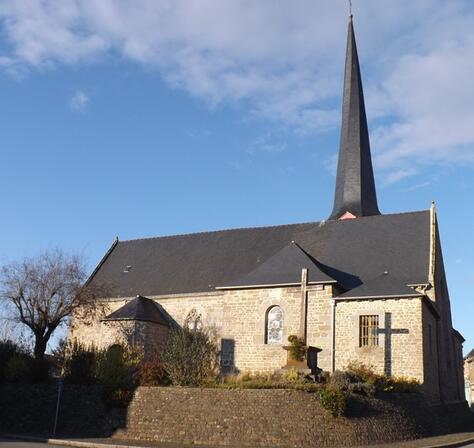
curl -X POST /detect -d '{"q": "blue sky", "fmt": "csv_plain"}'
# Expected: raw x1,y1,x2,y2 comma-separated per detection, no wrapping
1,0,474,352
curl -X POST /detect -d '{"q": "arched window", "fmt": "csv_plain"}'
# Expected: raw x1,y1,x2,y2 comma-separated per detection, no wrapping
266,306,283,345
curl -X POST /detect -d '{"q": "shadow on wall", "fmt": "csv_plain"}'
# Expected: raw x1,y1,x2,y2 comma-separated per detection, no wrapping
0,382,130,438
0,338,241,437
220,338,239,375
380,312,409,377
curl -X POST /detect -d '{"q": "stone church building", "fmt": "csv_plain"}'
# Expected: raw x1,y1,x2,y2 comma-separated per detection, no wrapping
70,17,464,403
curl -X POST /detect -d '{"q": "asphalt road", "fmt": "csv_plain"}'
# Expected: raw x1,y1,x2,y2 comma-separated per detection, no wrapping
0,439,68,448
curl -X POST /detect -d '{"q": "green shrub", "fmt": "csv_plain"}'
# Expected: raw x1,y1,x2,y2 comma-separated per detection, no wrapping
30,358,52,383
96,345,134,389
346,362,420,393
318,386,347,417
292,382,322,393
208,371,321,392
1,342,50,383
138,355,169,386
63,341,97,384
161,311,218,386
383,376,420,393
102,387,135,408
329,370,360,390
346,361,380,385
210,379,280,390
394,376,420,392
4,355,32,382
0,340,24,382
347,382,376,397
287,335,306,362
284,368,300,383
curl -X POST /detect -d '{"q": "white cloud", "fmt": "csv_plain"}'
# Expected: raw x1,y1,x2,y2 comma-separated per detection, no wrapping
248,132,287,154
69,90,89,111
0,0,473,181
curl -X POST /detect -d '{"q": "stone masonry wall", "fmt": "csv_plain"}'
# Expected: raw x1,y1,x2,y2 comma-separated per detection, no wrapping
70,286,334,373
334,298,424,381
422,301,441,402
69,300,128,349
1,384,471,447
222,286,312,372
69,292,224,350
306,285,334,371
71,287,441,388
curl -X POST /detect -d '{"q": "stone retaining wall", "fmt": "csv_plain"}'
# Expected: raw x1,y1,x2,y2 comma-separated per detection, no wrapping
0,385,471,447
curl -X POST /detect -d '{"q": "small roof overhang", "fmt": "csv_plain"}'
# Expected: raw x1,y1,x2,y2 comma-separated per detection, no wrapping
336,273,424,301
101,295,170,326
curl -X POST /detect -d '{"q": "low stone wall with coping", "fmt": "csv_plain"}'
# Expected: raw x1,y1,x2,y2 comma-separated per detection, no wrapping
0,384,471,447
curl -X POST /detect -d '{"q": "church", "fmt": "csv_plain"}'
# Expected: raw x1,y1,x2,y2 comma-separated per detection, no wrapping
70,16,465,404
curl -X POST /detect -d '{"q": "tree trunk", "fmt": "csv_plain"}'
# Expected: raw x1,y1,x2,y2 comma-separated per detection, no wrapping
33,335,48,360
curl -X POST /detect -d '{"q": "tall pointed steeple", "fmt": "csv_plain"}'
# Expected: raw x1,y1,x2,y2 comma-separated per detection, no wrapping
329,15,380,220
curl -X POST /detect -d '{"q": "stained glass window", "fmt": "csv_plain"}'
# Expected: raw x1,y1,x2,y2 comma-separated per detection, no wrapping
266,306,283,345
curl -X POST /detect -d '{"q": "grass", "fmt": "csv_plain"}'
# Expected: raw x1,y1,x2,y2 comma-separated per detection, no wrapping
203,369,322,392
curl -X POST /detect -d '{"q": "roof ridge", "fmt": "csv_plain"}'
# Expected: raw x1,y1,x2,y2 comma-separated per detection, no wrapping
118,220,320,243
117,209,430,244
326,209,429,225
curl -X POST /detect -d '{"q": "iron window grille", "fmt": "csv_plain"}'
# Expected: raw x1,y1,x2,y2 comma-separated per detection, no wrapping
359,315,379,347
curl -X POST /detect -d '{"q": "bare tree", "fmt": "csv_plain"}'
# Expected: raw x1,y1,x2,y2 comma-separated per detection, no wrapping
0,249,104,360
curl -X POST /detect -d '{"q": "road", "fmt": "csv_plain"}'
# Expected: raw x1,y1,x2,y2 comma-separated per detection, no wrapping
0,439,68,448
4,436,474,448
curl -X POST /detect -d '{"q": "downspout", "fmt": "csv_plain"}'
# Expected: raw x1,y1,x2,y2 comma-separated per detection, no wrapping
330,297,336,373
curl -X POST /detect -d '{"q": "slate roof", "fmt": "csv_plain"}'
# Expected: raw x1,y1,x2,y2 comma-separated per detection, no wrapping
337,273,423,300
329,17,380,220
88,210,431,298
102,295,170,326
219,241,337,289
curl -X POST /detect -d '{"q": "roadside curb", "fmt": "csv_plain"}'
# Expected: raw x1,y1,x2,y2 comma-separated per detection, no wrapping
406,435,474,448
3,432,474,448
362,434,474,448
1,434,152,448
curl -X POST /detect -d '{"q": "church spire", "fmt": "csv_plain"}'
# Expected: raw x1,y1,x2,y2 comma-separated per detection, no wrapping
329,15,380,220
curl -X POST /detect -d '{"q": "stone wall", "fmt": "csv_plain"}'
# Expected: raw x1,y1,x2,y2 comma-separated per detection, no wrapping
70,286,334,373
428,219,465,402
69,278,458,402
220,287,296,372
0,385,471,447
305,285,334,371
69,292,224,351
70,308,169,360
334,297,424,380
464,357,473,405
422,301,441,402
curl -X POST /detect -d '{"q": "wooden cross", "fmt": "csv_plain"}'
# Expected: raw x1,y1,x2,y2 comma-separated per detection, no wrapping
299,268,308,343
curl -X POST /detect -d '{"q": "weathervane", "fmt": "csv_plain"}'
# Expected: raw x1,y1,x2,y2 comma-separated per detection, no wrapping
349,0,353,17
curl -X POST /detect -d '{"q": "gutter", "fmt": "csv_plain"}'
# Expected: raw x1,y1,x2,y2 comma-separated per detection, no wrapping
215,280,337,290
336,293,424,301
